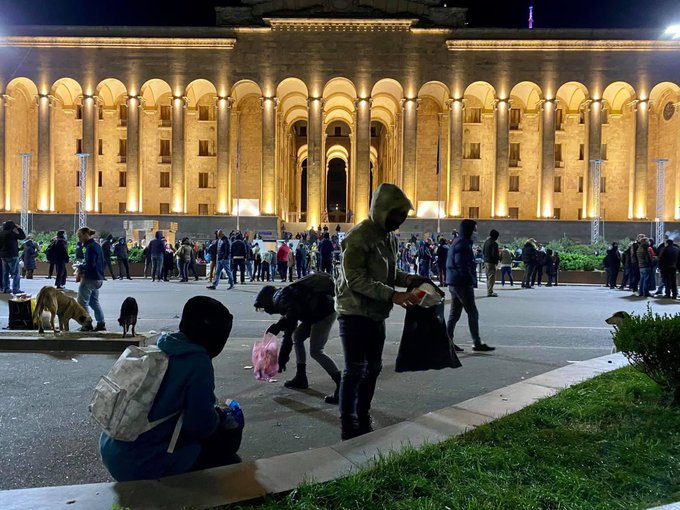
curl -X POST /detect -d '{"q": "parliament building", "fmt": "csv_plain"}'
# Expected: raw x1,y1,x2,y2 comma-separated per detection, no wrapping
1,0,680,237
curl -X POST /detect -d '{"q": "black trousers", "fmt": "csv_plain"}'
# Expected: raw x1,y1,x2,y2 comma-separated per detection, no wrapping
118,258,130,279
105,257,116,279
55,261,67,287
321,257,333,274
662,269,678,298
339,315,385,420
191,426,243,472
232,258,246,284
523,264,535,287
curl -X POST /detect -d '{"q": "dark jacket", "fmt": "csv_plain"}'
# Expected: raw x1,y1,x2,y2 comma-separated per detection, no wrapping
149,232,166,257
230,239,246,258
636,241,653,269
319,238,334,259
659,243,680,271
100,332,226,482
80,238,105,280
142,246,152,263
603,248,621,269
208,240,218,259
75,242,85,261
216,236,231,261
436,244,449,266
114,240,129,260
482,238,500,264
0,222,26,258
521,243,537,265
446,237,477,287
47,237,69,264
21,240,38,271
102,239,113,259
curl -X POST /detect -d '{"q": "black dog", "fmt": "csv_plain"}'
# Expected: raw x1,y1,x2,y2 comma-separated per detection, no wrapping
118,297,138,338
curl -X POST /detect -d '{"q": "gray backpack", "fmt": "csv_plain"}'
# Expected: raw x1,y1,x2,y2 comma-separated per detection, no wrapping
89,344,183,453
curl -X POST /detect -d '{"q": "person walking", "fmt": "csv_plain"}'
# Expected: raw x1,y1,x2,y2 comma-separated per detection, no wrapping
436,238,449,286
230,234,247,285
499,246,514,287
336,183,426,440
76,226,106,331
148,231,165,282
603,242,621,289
207,232,218,281
114,237,132,280
658,238,679,299
482,229,500,297
207,230,234,290
521,239,537,289
255,273,341,404
0,220,26,294
446,219,495,354
21,236,38,279
50,231,69,289
276,242,290,282
101,235,116,280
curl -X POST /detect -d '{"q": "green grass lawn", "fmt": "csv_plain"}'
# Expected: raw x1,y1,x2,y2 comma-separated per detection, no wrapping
229,367,680,510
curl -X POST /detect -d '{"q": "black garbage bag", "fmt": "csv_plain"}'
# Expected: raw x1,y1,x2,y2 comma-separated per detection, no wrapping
395,300,462,373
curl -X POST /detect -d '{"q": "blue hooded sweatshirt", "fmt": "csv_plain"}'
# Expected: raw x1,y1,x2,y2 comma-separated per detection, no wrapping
99,332,221,481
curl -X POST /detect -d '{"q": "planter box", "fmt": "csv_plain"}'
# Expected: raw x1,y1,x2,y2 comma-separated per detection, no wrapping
497,269,606,285
31,261,207,278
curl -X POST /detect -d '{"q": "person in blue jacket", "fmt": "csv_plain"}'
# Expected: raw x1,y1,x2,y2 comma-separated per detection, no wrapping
100,296,242,481
446,219,495,353
76,227,106,331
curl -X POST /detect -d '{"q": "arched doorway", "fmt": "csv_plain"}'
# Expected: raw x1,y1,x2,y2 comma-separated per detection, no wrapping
300,159,308,223
327,158,347,222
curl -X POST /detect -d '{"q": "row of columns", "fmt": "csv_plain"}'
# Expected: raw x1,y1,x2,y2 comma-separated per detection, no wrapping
0,90,654,223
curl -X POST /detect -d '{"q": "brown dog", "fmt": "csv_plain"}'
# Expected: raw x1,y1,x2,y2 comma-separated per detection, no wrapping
32,286,93,333
605,311,631,353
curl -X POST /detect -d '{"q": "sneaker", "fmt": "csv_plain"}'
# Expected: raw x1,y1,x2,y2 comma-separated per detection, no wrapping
206,285,216,290
453,344,464,353
472,343,496,352
228,284,235,290
487,293,498,297
79,324,94,332
94,322,106,332
358,415,374,435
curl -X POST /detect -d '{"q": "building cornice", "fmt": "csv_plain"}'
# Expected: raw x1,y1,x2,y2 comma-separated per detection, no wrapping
0,36,236,49
263,18,417,31
446,39,680,52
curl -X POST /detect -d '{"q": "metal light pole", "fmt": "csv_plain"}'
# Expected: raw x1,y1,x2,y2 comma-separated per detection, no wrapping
76,153,89,228
436,113,442,235
590,159,603,244
236,112,241,232
655,158,668,243
19,153,31,233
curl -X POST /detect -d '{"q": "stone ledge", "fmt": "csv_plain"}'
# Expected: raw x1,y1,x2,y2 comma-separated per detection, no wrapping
0,353,628,510
0,332,152,353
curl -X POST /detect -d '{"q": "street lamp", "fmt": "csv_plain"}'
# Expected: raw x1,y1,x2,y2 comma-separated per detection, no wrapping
664,25,680,39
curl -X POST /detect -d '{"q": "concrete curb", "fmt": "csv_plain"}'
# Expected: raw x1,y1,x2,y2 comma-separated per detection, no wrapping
0,332,152,353
0,353,629,510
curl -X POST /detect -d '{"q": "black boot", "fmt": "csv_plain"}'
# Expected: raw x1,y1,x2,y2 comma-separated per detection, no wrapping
324,372,341,404
358,414,374,435
284,364,308,389
341,415,360,441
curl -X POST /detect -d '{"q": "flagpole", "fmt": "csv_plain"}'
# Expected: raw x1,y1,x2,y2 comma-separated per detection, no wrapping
436,113,442,235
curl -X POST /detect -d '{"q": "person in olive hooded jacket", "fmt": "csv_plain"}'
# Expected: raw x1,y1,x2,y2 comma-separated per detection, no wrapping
100,296,242,481
336,183,426,440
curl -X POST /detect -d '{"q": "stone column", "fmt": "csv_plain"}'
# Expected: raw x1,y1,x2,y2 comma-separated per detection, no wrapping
401,98,418,206
171,96,186,213
126,95,141,212
540,99,556,218
81,95,97,211
585,99,602,218
0,95,5,210
633,99,649,219
354,97,371,222
216,96,232,214
37,94,52,211
447,98,463,217
261,97,277,215
307,97,324,227
494,98,510,217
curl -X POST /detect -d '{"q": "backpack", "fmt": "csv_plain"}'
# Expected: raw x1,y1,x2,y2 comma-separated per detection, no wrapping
89,344,184,452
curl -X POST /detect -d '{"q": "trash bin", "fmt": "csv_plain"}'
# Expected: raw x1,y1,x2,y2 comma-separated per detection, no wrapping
8,299,34,330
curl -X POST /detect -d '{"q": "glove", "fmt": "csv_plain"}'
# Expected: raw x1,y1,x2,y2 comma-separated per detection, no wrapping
266,323,281,336
218,399,245,429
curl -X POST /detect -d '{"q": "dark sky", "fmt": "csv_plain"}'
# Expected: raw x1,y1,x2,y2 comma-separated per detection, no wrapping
0,0,679,29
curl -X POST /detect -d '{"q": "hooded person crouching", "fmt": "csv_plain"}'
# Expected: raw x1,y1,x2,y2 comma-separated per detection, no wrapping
99,296,242,481
335,183,427,440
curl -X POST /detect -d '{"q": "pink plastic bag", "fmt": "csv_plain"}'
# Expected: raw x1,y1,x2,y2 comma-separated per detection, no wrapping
252,333,279,381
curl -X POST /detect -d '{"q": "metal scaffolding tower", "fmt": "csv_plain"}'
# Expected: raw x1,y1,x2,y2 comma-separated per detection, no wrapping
590,159,603,244
76,153,89,229
655,158,668,244
19,153,31,233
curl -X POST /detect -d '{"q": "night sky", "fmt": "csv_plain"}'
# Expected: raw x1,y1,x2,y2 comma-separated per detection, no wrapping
0,0,678,29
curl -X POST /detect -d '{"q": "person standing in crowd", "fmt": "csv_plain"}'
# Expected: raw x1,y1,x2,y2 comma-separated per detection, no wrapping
162,243,174,282
50,231,69,289
436,238,449,286
252,242,261,282
114,237,132,280
295,242,308,279
187,242,200,281
521,238,537,289
629,241,640,293
336,183,426,440
255,273,341,404
658,238,679,299
287,243,296,282
534,246,546,287
417,240,432,278
482,229,500,297
319,233,334,274
207,232,218,281
545,249,556,287
553,251,561,286
603,242,621,289
148,231,165,282
619,243,632,290
447,219,495,354
499,246,514,287
175,238,193,282
75,240,85,263
207,230,234,290
76,227,106,331
21,235,38,279
260,247,272,282
0,221,26,294
230,233,247,285
245,239,254,282
101,235,116,281
276,241,290,282
142,243,152,279
636,237,654,297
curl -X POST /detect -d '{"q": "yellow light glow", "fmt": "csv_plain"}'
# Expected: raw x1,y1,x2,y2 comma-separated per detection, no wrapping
231,198,260,217
416,201,445,219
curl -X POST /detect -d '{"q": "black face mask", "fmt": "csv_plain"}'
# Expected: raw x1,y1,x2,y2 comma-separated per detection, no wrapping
384,218,402,232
